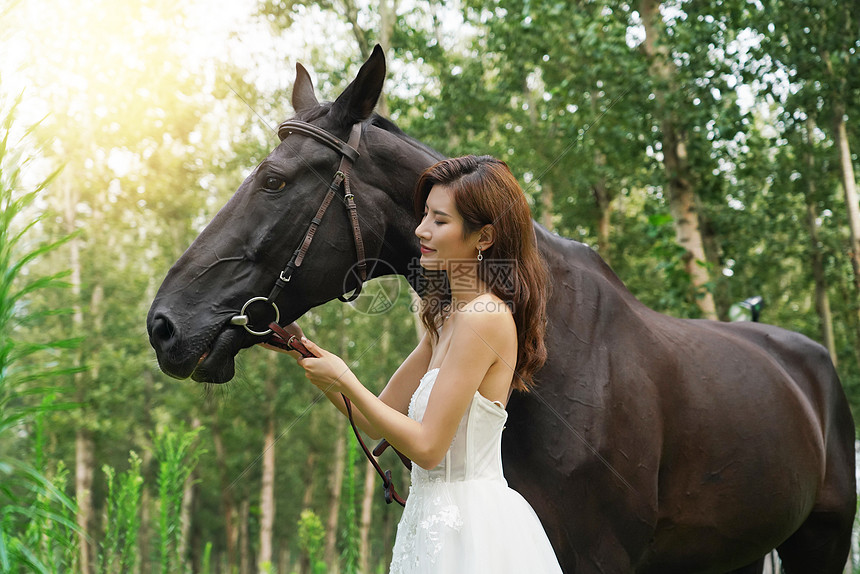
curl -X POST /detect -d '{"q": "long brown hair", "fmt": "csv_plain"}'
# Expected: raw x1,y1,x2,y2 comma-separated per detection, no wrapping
412,156,550,391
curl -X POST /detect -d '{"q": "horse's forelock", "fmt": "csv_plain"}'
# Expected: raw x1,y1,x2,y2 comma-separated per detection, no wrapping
291,103,333,124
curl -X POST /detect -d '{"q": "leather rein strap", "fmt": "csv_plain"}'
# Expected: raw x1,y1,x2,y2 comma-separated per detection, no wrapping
268,322,409,507
344,397,409,507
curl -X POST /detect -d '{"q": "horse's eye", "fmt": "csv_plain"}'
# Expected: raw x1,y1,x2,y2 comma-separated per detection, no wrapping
263,177,286,192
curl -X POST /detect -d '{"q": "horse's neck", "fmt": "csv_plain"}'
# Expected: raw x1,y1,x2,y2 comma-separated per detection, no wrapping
368,121,444,285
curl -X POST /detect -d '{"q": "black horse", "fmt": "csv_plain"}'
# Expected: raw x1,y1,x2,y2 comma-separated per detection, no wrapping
147,46,856,573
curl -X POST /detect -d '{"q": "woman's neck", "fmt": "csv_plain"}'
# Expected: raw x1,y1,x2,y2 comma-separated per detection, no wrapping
448,274,490,315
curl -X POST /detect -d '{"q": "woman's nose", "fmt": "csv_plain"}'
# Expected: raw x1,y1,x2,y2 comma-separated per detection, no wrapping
415,220,428,239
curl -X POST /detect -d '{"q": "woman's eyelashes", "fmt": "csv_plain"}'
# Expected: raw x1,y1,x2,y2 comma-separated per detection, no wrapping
422,211,444,226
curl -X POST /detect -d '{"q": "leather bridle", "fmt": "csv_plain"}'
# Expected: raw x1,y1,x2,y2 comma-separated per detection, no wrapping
230,120,367,336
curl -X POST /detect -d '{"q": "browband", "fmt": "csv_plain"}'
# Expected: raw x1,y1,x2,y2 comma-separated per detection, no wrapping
277,120,360,163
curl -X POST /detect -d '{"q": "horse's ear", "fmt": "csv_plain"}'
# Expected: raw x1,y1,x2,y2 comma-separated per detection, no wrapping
331,44,386,125
292,63,319,113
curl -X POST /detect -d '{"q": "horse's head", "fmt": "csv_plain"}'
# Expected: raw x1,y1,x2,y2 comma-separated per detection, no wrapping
147,45,438,383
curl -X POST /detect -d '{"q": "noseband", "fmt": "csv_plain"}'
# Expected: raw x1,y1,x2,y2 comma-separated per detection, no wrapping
230,120,367,336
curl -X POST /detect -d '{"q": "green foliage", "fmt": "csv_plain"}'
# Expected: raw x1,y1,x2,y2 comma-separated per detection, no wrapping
339,433,360,574
99,452,143,574
14,459,79,574
0,88,81,573
201,541,213,574
297,509,326,574
152,425,205,574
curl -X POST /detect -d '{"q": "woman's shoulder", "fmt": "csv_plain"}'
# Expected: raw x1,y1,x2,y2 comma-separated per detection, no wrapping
456,293,515,333
463,292,512,313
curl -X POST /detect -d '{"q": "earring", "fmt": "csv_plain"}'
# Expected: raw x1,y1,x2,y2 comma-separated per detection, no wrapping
477,247,483,262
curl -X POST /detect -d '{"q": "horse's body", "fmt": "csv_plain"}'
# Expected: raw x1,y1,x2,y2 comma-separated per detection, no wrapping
147,46,856,573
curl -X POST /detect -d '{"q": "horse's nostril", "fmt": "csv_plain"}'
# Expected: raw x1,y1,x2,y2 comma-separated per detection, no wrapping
150,314,178,346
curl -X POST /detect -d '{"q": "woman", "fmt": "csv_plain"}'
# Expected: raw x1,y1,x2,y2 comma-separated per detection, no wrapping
266,156,561,573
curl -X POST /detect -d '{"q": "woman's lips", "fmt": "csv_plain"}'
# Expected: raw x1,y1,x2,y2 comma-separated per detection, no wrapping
420,245,435,254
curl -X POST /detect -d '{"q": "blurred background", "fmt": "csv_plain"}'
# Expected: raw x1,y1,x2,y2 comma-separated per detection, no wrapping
1,0,858,572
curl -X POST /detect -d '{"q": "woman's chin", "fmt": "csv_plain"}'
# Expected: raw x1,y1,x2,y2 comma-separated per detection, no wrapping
419,254,439,268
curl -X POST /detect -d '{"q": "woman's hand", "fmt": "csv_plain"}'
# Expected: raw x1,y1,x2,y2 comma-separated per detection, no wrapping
257,328,354,393
258,322,307,359
294,338,354,394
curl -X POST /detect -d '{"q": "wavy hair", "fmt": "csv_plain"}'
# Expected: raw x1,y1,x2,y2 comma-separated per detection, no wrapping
412,156,550,391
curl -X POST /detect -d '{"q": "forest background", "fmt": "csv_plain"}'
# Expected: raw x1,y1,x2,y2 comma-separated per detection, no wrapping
1,0,859,572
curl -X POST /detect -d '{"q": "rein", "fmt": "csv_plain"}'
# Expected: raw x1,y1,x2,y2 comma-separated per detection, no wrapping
229,120,409,507
268,322,409,507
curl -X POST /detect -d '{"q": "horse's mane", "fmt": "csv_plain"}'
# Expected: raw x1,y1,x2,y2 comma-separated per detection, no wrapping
293,103,333,124
369,115,446,162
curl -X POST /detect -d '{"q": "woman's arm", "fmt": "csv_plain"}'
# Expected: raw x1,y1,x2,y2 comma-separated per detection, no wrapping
301,309,509,469
262,331,433,440
321,332,433,440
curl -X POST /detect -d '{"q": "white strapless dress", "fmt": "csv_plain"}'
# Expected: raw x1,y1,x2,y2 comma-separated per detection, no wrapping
389,368,563,573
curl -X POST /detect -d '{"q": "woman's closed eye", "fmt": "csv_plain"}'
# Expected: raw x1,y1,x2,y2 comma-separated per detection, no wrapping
422,211,445,225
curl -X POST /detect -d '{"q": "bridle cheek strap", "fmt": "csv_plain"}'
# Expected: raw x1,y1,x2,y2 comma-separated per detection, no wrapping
268,121,366,304
338,127,367,303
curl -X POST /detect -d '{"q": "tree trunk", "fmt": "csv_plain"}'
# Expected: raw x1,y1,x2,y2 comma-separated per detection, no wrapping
592,150,612,266
821,43,860,363
376,0,396,118
65,179,95,574
587,89,612,266
258,354,278,572
381,499,396,572
541,180,556,232
240,497,251,574
522,72,557,233
279,546,291,574
801,125,838,365
821,36,860,322
75,429,94,574
698,205,728,320
358,459,376,574
302,450,318,508
211,412,239,569
324,422,346,573
805,200,838,365
639,0,717,319
338,0,370,56
337,0,397,117
831,102,860,325
178,477,195,570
